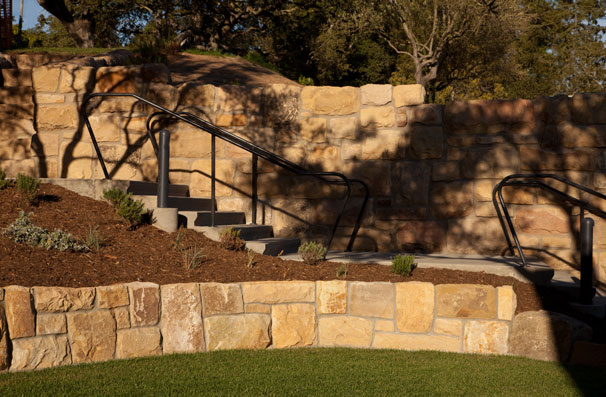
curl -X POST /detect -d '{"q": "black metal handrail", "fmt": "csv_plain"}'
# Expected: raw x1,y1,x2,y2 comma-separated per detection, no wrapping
81,92,370,252
493,173,606,267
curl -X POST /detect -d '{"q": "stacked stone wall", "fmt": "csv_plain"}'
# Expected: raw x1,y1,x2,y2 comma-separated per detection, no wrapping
0,280,593,372
1,58,606,279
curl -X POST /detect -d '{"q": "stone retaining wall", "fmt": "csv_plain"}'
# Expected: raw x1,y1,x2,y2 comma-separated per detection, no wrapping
0,280,593,372
1,57,606,279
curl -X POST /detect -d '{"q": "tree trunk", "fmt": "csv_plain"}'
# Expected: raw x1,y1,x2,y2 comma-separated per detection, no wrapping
64,19,95,48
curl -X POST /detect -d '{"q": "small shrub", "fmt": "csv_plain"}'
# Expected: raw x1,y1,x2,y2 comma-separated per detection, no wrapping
246,248,256,268
0,168,10,190
103,188,146,228
16,174,40,204
298,75,314,86
219,227,245,251
183,245,206,270
173,227,186,251
336,264,349,279
3,211,87,252
298,241,326,266
86,225,105,253
391,254,416,276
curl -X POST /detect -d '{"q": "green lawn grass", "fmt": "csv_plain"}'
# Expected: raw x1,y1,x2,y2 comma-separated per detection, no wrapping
1,348,603,396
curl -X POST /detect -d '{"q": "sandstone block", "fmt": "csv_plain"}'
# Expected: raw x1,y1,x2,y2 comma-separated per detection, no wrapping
375,320,394,332
301,86,359,115
127,282,159,327
475,180,495,202
95,66,138,93
396,107,408,127
393,84,425,107
272,303,317,348
59,65,95,93
298,118,327,143
436,284,496,319
360,106,395,128
307,145,341,170
97,285,129,308
5,286,35,338
446,217,505,255
497,286,517,320
177,83,215,108
520,147,597,172
200,283,243,316
361,84,392,106
560,123,606,148
37,104,78,129
397,162,430,206
36,313,67,335
170,128,212,158
395,282,434,333
242,281,314,304
430,181,473,218
329,117,358,139
373,333,460,352
0,305,7,370
396,221,446,252
349,282,394,319
318,316,372,347
0,138,31,161
316,281,347,314
86,114,122,142
146,83,177,110
514,207,569,235
432,161,459,181
509,311,592,361
464,321,509,354
216,85,262,113
32,66,61,92
571,92,606,124
161,283,204,354
410,125,443,159
67,310,116,364
263,84,300,125
2,68,32,87
244,303,271,313
190,159,235,197
361,129,406,160
409,104,442,125
434,318,462,336
33,287,95,312
216,113,248,127
116,327,162,359
113,307,130,329
10,335,71,371
141,63,171,83
204,314,271,350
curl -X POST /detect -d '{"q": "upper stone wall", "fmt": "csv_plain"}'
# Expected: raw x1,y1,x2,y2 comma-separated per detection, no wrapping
1,61,605,280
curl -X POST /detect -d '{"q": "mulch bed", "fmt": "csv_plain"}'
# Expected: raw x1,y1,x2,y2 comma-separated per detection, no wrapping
0,183,600,334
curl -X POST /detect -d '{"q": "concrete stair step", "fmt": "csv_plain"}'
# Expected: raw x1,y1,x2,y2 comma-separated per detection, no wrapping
127,181,190,197
194,224,273,241
245,237,300,256
132,195,214,211
179,211,246,227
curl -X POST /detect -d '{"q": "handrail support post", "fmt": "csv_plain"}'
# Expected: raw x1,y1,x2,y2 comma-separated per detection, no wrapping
211,135,216,227
580,217,596,304
252,154,258,225
157,129,170,208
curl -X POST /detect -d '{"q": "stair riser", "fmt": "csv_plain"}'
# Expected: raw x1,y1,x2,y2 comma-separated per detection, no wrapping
127,181,189,197
246,239,300,256
179,212,246,228
195,225,273,241
133,195,214,211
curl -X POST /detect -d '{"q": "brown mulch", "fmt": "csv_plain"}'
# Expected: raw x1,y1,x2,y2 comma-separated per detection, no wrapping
0,184,593,323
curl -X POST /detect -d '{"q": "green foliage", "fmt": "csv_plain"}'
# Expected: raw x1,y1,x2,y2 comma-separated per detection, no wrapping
183,245,206,270
246,248,256,268
243,51,280,73
15,174,40,204
297,76,314,86
0,168,10,190
391,254,416,276
3,211,87,252
219,227,245,251
298,241,327,266
85,225,105,253
102,188,146,228
336,264,349,279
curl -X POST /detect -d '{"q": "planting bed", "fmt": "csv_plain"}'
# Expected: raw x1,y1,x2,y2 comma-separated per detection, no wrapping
0,183,554,313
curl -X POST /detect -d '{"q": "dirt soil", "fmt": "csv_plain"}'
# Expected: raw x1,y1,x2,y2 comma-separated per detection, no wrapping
167,53,300,86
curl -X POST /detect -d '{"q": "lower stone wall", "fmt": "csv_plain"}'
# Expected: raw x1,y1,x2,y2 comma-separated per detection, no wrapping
0,280,593,371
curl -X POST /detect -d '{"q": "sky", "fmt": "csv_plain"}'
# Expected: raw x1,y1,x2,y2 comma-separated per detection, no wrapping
12,0,48,30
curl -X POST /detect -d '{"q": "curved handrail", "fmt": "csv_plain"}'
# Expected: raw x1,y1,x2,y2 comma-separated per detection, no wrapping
81,92,369,252
492,173,606,266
